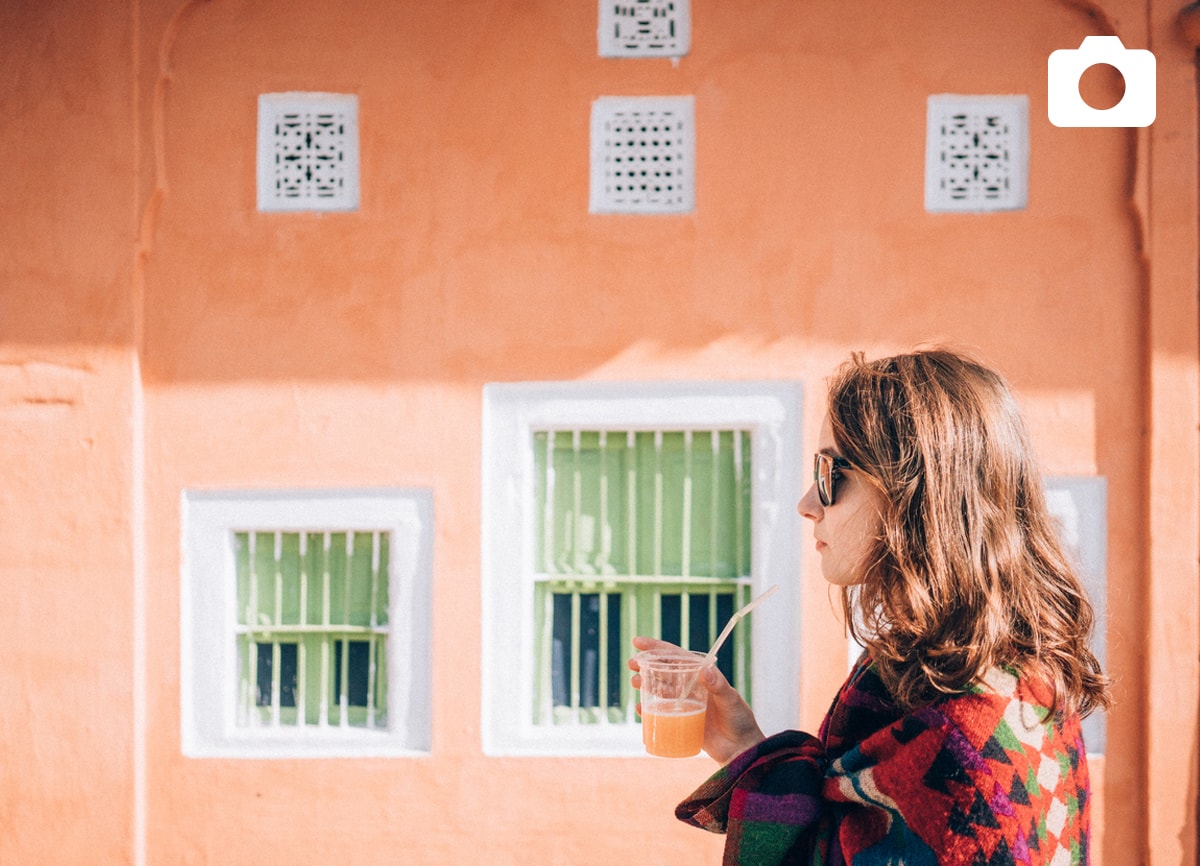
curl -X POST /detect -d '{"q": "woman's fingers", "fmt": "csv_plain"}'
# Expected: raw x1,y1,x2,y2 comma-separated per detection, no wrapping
629,636,688,693
628,636,682,673
631,635,677,653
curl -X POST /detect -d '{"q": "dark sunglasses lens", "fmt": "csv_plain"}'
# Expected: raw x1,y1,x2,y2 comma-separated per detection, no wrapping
815,455,833,506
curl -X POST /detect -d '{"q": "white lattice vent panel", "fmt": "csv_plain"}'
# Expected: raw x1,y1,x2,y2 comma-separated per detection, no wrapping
589,96,695,215
599,0,690,58
257,93,360,212
925,95,1028,213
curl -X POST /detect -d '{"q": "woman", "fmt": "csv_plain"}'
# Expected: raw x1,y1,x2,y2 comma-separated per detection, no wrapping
631,348,1110,865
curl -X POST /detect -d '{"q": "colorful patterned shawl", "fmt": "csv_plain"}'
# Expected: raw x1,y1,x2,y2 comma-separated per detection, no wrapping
676,655,1091,865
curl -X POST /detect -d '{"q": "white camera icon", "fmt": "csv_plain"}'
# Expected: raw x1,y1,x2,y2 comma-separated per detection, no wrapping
1048,35,1155,127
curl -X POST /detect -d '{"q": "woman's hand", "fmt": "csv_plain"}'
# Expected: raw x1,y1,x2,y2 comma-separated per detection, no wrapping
629,636,766,765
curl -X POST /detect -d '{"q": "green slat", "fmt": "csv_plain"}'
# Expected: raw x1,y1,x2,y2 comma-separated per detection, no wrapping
681,430,692,578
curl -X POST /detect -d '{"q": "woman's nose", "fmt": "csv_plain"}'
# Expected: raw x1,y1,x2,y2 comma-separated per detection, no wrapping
797,483,823,521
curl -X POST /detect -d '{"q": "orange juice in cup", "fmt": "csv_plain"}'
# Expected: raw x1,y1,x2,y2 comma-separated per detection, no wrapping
641,699,707,757
636,650,710,758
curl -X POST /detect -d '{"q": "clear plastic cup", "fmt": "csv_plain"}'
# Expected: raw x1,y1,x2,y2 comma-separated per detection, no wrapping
636,649,710,758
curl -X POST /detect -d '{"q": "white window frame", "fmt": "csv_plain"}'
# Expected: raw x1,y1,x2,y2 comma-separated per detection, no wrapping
181,488,433,758
481,381,802,756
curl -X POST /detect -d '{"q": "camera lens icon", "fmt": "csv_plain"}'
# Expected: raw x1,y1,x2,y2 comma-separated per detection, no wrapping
1048,36,1155,127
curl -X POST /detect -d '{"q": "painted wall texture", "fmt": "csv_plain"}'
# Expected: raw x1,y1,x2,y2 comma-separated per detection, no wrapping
2,0,1197,864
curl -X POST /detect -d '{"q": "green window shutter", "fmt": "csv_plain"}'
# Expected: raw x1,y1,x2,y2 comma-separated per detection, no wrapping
235,530,390,730
532,429,753,726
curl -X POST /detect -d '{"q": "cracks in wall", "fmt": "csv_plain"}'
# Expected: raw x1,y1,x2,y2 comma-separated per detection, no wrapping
1051,0,1152,403
1049,7,1196,866
134,0,214,345
0,360,92,415
130,6,212,866
1053,0,1150,255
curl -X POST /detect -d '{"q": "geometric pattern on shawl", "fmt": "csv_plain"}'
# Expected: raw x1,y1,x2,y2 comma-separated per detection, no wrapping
676,655,1092,866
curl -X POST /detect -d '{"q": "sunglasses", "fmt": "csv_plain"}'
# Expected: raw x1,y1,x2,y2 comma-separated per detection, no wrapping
814,452,853,507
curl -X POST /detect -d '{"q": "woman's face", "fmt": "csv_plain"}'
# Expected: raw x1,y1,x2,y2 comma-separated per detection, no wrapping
797,414,886,587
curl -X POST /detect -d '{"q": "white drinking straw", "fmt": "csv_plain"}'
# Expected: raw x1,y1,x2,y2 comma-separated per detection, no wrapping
702,583,779,669
676,584,780,699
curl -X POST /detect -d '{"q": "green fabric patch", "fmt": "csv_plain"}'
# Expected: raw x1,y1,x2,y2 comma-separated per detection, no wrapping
738,820,803,864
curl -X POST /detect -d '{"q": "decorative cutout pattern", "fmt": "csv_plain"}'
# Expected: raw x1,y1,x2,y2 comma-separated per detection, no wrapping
925,95,1028,212
589,96,695,215
598,0,690,58
257,93,359,212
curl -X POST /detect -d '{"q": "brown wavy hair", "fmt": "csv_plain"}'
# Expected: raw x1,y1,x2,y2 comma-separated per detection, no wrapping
827,348,1110,717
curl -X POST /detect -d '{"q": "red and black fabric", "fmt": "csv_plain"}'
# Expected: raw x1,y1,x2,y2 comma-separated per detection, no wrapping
676,655,1091,865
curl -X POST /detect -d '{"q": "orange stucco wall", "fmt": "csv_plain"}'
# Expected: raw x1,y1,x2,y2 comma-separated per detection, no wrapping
2,1,1197,864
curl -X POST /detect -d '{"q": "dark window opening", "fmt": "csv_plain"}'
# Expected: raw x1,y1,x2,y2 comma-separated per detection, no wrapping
333,639,371,707
551,592,623,709
254,642,298,708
